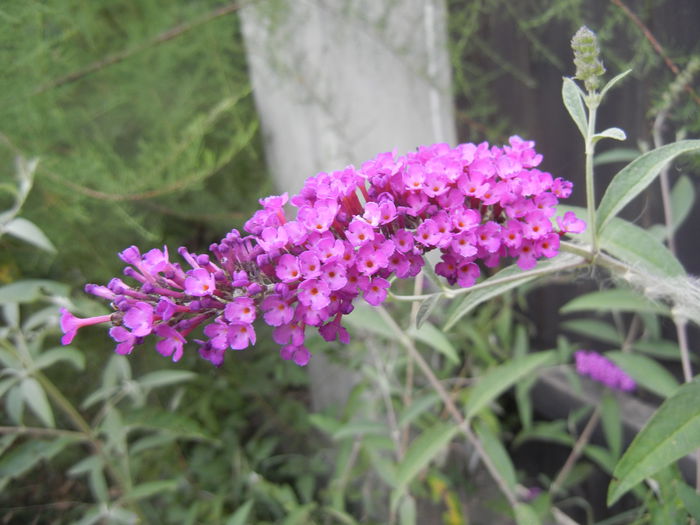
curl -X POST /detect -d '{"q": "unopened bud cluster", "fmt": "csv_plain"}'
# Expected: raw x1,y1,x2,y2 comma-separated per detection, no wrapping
572,26,606,92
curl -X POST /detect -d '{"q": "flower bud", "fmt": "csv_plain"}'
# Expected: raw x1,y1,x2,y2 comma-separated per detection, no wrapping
571,26,605,92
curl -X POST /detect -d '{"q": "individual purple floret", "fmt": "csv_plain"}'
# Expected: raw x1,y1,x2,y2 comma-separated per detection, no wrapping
574,350,636,392
59,138,585,367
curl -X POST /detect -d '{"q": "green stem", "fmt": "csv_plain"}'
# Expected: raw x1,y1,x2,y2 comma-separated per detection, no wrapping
390,256,586,303
584,96,600,252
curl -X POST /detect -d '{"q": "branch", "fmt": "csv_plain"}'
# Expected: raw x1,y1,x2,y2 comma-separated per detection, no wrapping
376,305,520,508
610,0,700,105
35,1,247,93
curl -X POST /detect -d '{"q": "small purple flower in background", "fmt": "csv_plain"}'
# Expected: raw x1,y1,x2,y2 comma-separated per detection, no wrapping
574,350,636,392
59,138,584,367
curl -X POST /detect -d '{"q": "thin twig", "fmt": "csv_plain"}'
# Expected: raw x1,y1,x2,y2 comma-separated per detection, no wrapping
390,255,586,302
377,305,520,508
550,406,601,495
650,91,698,494
35,1,248,93
610,0,700,105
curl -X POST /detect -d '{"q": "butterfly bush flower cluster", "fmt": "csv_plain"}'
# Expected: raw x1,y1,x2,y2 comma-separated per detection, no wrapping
574,350,636,392
60,138,584,367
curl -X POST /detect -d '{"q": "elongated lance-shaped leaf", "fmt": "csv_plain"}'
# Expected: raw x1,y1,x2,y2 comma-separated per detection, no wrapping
415,293,441,329
606,351,679,398
465,351,556,420
443,253,583,331
514,503,541,525
592,127,626,143
562,77,588,140
594,148,640,166
226,500,254,525
597,140,700,232
474,420,517,492
560,288,670,316
3,217,56,253
391,422,459,511
599,69,632,99
21,377,55,427
608,378,700,505
599,217,685,278
408,322,459,364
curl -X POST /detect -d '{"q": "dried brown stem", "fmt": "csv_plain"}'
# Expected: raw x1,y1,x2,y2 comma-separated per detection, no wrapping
610,0,700,105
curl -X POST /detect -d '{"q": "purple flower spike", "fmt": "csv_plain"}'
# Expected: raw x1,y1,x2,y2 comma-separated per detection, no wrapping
60,138,583,367
574,350,636,392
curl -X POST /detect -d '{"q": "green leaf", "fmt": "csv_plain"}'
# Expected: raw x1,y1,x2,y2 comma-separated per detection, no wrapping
3,217,56,253
22,305,60,332
137,370,196,389
560,288,669,316
415,293,441,329
474,420,517,491
601,391,622,459
594,148,640,166
0,378,18,400
129,433,176,456
34,346,85,371
2,303,19,328
6,385,24,424
68,455,103,477
122,480,178,502
599,69,632,99
332,421,388,441
21,377,54,427
308,413,342,436
597,140,700,232
123,408,211,441
464,352,556,419
608,378,700,505
592,127,627,143
443,254,582,331
599,218,685,277
515,375,536,431
633,339,683,361
398,495,416,525
670,175,695,232
561,319,622,346
675,481,700,522
514,503,541,525
226,500,254,525
562,77,588,140
392,422,459,508
89,464,109,503
0,435,17,461
606,351,680,398
0,279,69,304
0,437,75,481
398,392,441,427
344,303,394,339
73,507,102,525
408,322,459,364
